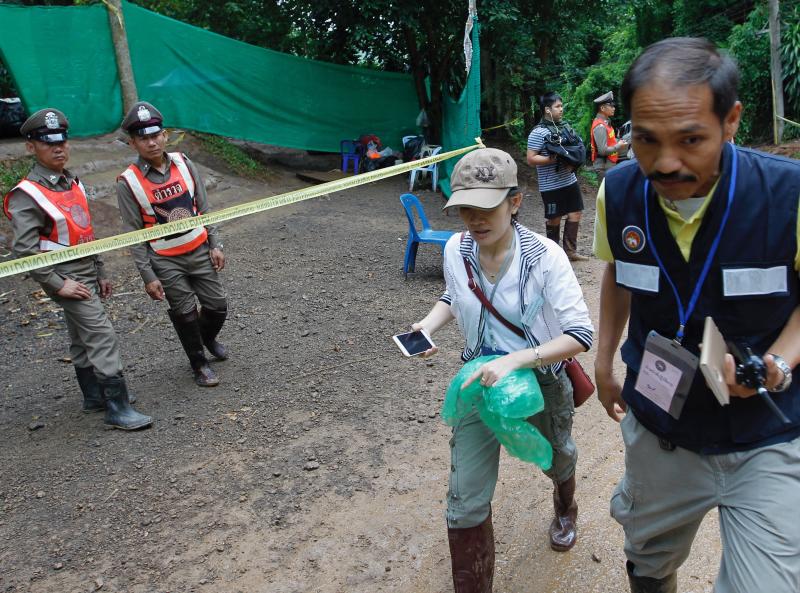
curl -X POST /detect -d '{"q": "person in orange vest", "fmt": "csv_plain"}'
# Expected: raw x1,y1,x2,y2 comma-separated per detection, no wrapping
116,102,228,387
3,108,152,430
590,91,629,184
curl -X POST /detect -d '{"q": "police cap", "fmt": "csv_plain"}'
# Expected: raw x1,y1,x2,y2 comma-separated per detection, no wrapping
594,91,614,105
121,101,164,136
20,108,69,143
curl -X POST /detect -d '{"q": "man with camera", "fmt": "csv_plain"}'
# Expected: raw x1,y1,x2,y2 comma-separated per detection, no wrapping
594,38,800,593
526,91,588,261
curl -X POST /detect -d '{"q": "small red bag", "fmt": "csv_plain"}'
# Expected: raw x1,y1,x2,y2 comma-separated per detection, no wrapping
564,357,595,407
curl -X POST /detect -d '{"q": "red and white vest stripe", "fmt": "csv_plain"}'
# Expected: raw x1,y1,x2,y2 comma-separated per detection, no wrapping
119,152,208,257
3,178,96,251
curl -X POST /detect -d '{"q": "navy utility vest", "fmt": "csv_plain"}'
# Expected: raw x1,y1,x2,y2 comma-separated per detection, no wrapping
605,143,800,453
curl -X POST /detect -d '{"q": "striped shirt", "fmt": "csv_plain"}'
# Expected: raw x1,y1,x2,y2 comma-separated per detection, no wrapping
527,124,578,192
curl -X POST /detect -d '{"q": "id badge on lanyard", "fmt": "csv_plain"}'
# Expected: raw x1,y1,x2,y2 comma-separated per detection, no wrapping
633,144,738,420
635,331,698,419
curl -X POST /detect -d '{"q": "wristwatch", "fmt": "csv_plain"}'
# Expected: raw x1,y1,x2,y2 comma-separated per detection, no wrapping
769,353,793,392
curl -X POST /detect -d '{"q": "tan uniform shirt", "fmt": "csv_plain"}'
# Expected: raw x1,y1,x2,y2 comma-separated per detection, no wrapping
6,163,105,293
115,152,220,284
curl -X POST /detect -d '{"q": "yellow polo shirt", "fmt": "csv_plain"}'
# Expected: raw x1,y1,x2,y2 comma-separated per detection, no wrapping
593,181,800,271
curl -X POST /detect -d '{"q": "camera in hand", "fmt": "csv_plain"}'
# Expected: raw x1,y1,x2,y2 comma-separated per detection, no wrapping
728,342,791,424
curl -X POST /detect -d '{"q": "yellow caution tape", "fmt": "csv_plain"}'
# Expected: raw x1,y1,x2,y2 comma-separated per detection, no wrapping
482,116,523,132
0,140,483,279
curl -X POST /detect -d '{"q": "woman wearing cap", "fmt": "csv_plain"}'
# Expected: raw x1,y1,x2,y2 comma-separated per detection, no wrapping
410,147,593,592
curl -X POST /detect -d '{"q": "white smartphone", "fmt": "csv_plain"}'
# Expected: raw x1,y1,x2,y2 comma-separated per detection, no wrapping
392,329,435,357
699,316,730,406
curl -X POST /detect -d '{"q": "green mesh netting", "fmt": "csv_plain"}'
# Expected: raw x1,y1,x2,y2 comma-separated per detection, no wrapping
0,4,123,136
439,16,482,197
0,1,421,152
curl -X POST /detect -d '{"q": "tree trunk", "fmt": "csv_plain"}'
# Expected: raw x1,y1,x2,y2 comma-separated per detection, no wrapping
768,0,785,144
106,0,138,115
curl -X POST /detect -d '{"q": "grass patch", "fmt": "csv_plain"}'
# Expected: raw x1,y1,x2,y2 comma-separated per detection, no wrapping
195,133,273,180
578,167,599,188
0,155,35,196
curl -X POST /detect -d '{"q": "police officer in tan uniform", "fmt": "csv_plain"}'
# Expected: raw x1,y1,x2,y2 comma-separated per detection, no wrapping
116,102,228,387
591,91,629,183
3,108,152,430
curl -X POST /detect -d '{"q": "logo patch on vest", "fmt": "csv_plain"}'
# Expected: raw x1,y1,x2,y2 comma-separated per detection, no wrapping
622,225,645,253
70,204,91,229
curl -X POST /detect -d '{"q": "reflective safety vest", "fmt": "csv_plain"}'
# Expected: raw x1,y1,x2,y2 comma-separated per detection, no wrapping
119,152,208,257
590,117,618,164
3,177,96,251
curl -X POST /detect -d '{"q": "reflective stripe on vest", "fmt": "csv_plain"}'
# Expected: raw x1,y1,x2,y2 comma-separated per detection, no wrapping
590,118,618,164
4,179,95,251
119,152,207,256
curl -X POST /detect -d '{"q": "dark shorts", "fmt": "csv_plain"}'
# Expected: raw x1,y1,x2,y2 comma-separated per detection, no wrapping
541,182,584,219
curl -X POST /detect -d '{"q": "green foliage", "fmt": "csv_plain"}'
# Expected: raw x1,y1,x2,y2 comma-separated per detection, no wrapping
727,6,771,144
782,6,800,117
565,20,640,141
195,133,272,180
0,156,34,196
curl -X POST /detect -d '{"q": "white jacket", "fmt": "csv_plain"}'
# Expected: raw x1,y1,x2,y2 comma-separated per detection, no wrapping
440,221,594,372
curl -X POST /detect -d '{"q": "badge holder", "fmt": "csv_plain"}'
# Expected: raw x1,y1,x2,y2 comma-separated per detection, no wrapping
634,331,698,420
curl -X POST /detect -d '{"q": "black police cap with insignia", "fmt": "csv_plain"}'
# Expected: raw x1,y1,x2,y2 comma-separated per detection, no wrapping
121,101,164,136
20,108,69,143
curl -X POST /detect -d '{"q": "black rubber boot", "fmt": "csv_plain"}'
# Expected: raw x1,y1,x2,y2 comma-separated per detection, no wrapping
545,223,561,244
99,375,152,430
447,511,495,593
626,561,678,593
74,365,104,413
199,306,228,360
168,308,219,387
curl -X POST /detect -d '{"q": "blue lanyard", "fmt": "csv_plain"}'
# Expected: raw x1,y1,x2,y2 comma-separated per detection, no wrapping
643,144,738,344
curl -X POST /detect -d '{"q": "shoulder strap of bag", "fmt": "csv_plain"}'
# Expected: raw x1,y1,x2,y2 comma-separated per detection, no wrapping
460,233,525,338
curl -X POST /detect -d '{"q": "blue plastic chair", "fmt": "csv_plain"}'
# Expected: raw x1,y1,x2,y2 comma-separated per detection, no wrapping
400,193,456,278
340,139,361,174
409,145,442,191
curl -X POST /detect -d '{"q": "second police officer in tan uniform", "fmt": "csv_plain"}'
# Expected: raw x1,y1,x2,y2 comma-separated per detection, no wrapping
4,108,152,430
116,102,228,387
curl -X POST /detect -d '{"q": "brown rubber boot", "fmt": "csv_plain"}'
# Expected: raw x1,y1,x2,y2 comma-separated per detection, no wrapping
626,561,678,593
549,475,578,551
447,511,495,593
545,223,560,244
563,220,589,261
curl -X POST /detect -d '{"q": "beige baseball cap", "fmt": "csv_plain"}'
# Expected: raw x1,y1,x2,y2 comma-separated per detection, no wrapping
444,148,518,210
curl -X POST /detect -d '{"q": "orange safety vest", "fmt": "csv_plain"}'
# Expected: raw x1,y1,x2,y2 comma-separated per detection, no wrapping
590,118,619,164
118,152,208,257
3,178,96,251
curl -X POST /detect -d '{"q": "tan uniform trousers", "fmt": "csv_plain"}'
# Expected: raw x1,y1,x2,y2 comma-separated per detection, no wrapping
149,243,227,314
50,266,123,380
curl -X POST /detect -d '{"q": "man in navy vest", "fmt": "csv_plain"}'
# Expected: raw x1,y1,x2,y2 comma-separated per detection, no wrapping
594,38,800,593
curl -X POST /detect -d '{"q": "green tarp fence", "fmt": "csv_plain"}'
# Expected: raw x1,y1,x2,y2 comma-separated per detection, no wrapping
439,15,482,197
0,1,421,153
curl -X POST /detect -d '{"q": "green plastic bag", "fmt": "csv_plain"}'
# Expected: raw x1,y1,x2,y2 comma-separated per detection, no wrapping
442,356,553,469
